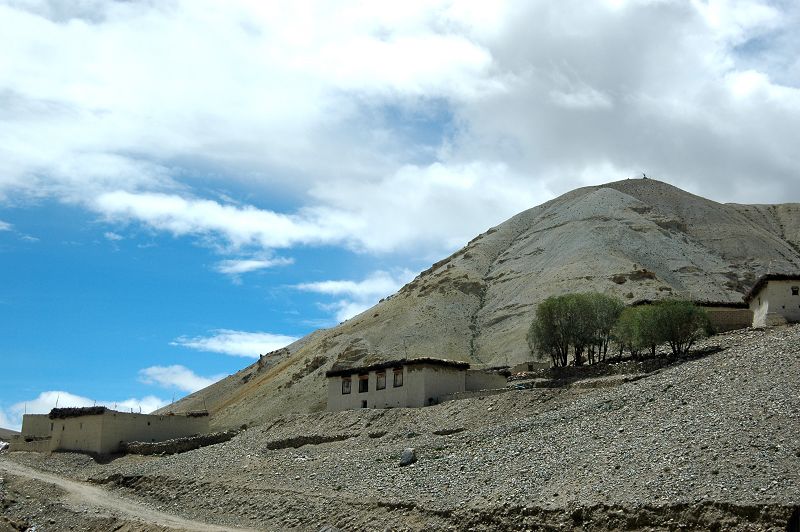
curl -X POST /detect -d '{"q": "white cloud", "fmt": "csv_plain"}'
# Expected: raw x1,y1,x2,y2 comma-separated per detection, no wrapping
307,161,550,254
103,231,123,241
0,0,798,259
91,162,549,257
93,191,361,250
214,257,294,275
0,220,11,231
550,87,613,110
0,408,13,432
297,269,416,322
172,329,299,358
0,0,497,202
0,390,167,432
139,365,224,393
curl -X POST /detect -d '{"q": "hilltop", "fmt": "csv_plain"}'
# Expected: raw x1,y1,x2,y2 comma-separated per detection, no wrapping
160,179,800,430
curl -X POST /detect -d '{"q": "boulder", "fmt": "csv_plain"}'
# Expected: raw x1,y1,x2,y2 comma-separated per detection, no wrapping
399,447,417,466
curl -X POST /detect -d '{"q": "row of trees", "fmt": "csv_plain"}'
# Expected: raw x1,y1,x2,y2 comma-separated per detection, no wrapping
527,294,711,367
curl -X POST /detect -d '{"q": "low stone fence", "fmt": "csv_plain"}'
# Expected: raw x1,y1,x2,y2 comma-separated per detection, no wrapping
8,436,52,453
120,430,237,456
704,307,753,332
440,388,512,403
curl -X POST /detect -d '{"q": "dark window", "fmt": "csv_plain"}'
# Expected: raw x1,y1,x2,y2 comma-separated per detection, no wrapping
358,375,369,393
376,372,386,390
792,286,799,296
361,400,367,408
341,378,351,395
393,368,403,387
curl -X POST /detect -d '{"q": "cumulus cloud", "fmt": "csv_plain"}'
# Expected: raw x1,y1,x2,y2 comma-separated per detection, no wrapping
0,220,11,231
0,390,167,432
0,0,497,201
103,231,123,241
0,0,798,260
94,191,338,249
92,162,547,256
139,365,225,393
296,269,416,322
172,329,299,358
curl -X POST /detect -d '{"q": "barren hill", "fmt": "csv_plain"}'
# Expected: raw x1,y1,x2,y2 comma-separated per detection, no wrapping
5,326,799,530
160,179,800,430
0,427,19,441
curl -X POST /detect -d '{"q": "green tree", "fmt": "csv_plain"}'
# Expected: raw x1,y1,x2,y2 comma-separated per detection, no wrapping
612,306,642,359
612,305,658,358
586,293,625,363
527,296,571,367
528,292,624,366
654,300,711,357
637,305,662,358
612,300,711,359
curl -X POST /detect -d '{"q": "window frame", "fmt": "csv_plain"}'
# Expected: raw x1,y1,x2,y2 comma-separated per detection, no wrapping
792,286,799,296
358,374,369,393
376,371,386,390
341,377,351,395
393,367,404,388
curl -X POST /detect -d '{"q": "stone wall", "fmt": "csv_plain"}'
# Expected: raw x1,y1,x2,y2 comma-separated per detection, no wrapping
465,370,508,391
703,307,753,333
120,430,236,456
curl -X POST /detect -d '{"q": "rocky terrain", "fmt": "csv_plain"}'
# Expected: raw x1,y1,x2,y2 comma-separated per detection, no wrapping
3,324,799,531
159,178,800,432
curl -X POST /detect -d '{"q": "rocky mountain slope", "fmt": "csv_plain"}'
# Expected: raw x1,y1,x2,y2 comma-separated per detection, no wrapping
4,325,799,531
159,179,800,430
0,428,19,442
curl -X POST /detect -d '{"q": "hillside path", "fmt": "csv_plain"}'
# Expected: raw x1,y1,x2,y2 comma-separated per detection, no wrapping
0,458,259,531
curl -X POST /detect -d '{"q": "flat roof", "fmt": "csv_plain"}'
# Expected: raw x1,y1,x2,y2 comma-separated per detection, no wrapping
631,299,748,308
745,273,800,302
48,407,208,419
325,357,470,378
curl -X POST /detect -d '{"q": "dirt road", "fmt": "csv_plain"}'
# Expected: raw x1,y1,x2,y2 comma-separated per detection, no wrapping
0,458,259,531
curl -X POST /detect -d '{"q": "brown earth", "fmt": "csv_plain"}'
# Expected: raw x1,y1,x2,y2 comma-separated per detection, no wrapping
0,430,18,443
3,325,799,531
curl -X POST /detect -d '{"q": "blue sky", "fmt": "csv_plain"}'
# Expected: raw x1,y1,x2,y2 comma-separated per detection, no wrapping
1,0,799,430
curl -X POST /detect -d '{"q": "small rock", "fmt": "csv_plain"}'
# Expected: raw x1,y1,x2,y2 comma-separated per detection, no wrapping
399,448,417,466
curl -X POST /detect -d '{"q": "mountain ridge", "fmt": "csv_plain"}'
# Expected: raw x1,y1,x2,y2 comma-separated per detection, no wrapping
158,178,800,429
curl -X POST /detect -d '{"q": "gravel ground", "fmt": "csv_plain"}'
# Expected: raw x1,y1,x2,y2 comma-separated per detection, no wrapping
3,325,799,531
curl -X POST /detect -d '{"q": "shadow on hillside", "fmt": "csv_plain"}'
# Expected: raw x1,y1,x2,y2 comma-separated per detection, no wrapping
514,345,725,389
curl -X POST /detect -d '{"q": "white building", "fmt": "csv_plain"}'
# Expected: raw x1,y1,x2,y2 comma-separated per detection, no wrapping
325,357,507,411
746,274,800,327
10,407,209,455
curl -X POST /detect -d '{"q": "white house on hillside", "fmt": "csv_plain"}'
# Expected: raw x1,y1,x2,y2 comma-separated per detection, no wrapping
325,357,507,411
746,274,800,327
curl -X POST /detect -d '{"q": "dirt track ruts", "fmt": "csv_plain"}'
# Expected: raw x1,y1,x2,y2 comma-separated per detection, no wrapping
0,458,258,532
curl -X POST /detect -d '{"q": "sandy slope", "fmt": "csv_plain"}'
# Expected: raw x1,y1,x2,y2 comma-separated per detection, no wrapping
7,325,800,531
